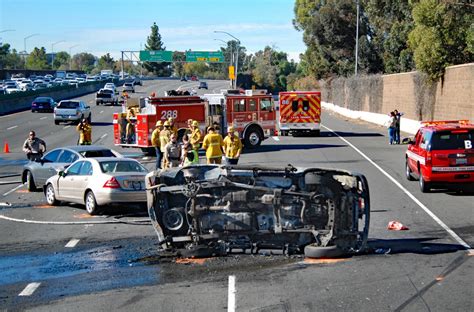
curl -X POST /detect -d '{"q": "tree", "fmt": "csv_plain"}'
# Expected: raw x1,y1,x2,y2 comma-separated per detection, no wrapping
293,0,382,78
98,53,115,70
0,44,23,69
71,52,96,73
25,47,49,70
143,22,169,76
172,51,185,77
52,51,70,70
408,0,474,81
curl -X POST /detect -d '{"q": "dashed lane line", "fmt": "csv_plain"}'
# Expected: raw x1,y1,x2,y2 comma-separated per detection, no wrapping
2,183,25,197
272,136,280,141
40,116,47,120
99,110,104,114
322,124,471,250
63,125,71,129
228,275,236,312
7,125,18,130
65,239,80,248
18,282,41,296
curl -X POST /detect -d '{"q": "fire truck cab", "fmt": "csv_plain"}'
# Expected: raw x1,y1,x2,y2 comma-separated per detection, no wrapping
278,91,321,136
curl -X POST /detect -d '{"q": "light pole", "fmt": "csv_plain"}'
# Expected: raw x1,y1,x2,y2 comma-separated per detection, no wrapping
214,39,233,86
355,0,359,76
24,33,39,54
214,31,240,89
0,29,15,45
68,44,79,70
51,40,65,68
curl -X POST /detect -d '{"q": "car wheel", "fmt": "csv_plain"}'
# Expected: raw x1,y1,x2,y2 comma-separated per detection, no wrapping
304,245,344,259
405,160,415,181
244,127,262,148
85,191,99,215
46,184,58,206
419,174,431,193
26,170,37,192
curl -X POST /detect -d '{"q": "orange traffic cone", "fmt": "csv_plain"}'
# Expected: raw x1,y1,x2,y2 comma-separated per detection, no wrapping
3,141,10,153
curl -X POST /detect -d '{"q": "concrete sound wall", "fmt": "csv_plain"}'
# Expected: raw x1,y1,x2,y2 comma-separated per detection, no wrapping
322,63,474,122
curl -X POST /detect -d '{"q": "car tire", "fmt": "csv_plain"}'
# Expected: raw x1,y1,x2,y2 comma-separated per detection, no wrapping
244,126,262,148
419,174,431,193
304,245,344,259
85,191,99,215
46,183,58,206
26,170,37,192
405,160,415,181
312,130,320,137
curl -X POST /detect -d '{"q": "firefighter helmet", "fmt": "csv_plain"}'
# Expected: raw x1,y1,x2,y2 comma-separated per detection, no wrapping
156,120,163,127
228,126,235,133
168,117,174,123
192,120,199,127
163,120,171,127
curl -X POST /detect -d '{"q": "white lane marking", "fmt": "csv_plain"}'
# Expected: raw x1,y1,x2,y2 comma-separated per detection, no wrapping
272,136,280,141
322,124,471,249
228,275,236,312
0,202,12,207
3,183,25,197
7,125,18,130
19,282,41,296
40,116,47,120
65,239,80,248
63,125,71,129
99,110,104,114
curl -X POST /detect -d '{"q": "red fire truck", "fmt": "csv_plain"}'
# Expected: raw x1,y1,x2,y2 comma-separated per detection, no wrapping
113,90,276,154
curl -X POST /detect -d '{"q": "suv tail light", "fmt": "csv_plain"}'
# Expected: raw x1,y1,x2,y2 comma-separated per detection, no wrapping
426,151,432,166
103,177,120,188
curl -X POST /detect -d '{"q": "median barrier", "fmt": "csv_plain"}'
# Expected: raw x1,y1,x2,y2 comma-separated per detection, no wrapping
0,79,123,116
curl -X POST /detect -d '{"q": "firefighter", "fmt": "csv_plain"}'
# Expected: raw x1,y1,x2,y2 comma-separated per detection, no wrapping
126,106,136,143
151,120,163,169
76,118,92,145
183,119,193,140
160,120,171,168
202,126,224,164
168,117,178,136
223,126,242,165
190,120,202,151
23,131,46,161
164,133,181,168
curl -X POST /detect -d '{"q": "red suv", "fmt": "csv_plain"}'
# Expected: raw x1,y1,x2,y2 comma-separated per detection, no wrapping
405,120,474,192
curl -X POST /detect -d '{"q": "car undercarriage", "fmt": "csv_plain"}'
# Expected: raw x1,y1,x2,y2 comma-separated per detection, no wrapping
146,165,370,258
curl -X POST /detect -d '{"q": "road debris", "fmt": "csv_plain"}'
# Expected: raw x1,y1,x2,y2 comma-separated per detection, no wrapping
387,221,409,230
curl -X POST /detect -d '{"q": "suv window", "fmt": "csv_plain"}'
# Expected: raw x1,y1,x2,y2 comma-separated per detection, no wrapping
58,150,79,163
43,149,62,163
430,130,474,150
420,131,432,150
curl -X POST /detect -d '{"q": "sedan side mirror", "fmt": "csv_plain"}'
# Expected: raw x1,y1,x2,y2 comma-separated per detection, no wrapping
58,171,67,177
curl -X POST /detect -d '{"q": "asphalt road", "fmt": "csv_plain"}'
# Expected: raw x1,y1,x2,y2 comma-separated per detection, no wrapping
0,80,472,311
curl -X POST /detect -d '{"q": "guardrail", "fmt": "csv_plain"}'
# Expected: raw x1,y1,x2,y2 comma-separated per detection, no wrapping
0,79,123,116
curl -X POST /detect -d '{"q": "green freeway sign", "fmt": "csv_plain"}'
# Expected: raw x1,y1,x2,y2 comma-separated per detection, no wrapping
186,51,224,63
139,50,173,62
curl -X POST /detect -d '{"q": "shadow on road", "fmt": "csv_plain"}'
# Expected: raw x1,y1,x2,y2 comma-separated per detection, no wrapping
285,131,384,138
368,237,464,255
244,143,346,154
91,122,114,126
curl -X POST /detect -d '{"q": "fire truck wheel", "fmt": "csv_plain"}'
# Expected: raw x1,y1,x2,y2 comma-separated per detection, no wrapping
312,130,320,137
244,126,262,148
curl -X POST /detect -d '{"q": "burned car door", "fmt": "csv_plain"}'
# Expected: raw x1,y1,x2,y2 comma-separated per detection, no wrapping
146,165,370,258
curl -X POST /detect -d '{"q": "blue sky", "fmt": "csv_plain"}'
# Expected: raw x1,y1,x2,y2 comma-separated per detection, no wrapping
0,0,305,61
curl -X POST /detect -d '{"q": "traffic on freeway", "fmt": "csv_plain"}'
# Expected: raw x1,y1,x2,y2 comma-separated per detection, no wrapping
0,78,472,311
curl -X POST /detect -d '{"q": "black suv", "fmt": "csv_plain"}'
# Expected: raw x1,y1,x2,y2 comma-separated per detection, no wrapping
198,81,208,89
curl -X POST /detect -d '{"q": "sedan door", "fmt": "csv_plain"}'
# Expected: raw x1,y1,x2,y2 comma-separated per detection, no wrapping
57,161,84,201
34,149,62,186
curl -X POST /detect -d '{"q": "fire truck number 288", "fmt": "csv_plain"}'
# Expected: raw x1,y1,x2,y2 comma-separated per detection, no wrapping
161,110,178,119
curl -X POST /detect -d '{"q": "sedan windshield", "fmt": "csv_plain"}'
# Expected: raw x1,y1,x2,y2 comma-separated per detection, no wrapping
100,161,147,173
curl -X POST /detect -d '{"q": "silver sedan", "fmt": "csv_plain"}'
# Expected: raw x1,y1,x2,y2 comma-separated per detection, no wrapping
44,157,148,215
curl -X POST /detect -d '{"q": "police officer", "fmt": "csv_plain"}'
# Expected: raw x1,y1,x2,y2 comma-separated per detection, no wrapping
23,131,46,161
164,133,181,168
151,120,163,169
76,118,92,145
223,126,242,165
202,126,224,164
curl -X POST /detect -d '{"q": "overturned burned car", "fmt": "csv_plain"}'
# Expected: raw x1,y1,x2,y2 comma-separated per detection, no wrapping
146,165,370,258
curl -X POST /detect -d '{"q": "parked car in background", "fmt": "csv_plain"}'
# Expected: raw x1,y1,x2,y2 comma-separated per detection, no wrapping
123,82,135,93
198,81,208,89
54,100,91,125
5,84,21,94
22,145,122,192
180,76,187,81
45,157,148,215
133,78,142,86
96,88,118,105
19,79,34,91
31,97,57,112
104,83,116,92
86,76,97,82
405,120,474,192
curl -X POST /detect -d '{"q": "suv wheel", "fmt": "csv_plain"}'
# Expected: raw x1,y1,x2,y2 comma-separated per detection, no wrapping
405,161,415,181
419,174,431,193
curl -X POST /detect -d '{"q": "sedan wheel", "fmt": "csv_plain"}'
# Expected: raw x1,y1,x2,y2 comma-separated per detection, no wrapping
26,171,37,192
85,191,99,215
46,184,58,206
